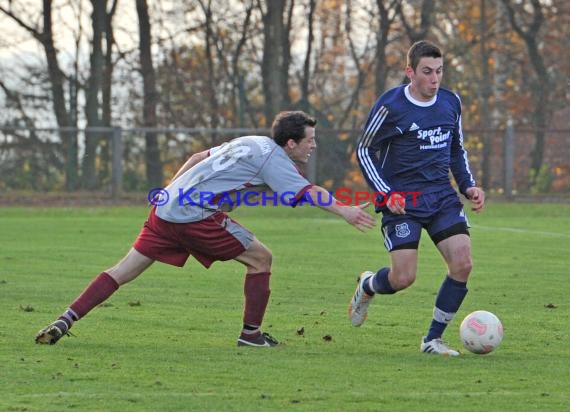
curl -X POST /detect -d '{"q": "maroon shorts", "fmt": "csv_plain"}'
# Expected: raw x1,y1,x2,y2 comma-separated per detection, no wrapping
133,208,254,268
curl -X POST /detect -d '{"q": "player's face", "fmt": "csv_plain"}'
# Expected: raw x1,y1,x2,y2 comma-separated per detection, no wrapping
286,126,317,164
406,57,443,102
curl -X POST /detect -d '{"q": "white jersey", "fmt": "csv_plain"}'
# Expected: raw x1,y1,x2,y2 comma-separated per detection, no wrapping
155,135,312,223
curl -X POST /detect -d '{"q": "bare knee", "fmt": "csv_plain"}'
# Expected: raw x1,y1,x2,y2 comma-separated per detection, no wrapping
447,243,473,280
389,249,418,290
236,241,273,274
254,247,272,273
449,255,473,281
438,235,473,281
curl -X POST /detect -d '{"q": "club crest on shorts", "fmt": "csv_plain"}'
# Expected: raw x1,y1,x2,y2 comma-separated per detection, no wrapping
395,223,411,238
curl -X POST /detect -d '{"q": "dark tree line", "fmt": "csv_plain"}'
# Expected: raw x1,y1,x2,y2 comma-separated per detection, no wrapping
0,0,567,191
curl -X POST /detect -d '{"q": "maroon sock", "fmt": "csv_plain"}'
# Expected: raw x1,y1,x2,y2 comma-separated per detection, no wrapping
69,272,119,319
243,272,271,329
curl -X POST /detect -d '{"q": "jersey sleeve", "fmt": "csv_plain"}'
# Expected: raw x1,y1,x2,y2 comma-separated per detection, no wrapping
449,102,476,195
356,103,393,196
259,149,313,206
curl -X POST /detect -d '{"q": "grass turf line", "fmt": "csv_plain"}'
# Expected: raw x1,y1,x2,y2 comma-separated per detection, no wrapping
0,203,569,411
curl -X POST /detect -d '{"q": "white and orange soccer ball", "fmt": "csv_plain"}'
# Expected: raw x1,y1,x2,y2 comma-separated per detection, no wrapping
459,310,504,354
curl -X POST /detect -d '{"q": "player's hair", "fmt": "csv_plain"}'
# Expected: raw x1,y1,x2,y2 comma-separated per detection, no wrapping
407,40,442,71
271,111,317,146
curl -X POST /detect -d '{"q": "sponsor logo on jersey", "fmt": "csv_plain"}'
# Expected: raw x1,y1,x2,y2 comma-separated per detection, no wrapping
417,126,450,150
409,122,420,131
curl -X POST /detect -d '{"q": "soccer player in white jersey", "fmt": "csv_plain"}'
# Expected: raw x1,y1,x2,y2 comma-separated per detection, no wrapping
36,111,376,347
348,41,485,356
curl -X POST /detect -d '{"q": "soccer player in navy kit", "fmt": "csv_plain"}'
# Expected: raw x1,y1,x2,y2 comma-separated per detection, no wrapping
36,111,376,347
348,40,485,356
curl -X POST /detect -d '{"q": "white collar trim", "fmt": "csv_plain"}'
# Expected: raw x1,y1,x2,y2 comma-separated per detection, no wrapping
404,84,437,107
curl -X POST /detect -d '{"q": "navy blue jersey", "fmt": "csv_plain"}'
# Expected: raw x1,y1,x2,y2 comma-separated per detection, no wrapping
357,84,475,199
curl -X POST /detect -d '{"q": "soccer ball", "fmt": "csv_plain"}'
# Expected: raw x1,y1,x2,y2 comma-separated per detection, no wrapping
459,310,503,354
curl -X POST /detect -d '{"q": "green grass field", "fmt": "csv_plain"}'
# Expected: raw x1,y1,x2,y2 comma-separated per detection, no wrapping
1,201,569,411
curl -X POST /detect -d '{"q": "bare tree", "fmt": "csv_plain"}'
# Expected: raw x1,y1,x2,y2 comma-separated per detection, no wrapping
479,0,493,190
0,0,77,189
493,0,510,128
197,0,221,145
98,0,119,184
374,0,400,94
500,0,552,184
341,0,374,129
394,0,436,87
258,0,293,122
0,77,63,189
229,1,255,127
81,0,106,189
298,0,316,108
136,0,163,187
396,0,436,44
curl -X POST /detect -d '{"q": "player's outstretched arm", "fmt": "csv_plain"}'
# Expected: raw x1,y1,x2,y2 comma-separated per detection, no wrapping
306,186,376,232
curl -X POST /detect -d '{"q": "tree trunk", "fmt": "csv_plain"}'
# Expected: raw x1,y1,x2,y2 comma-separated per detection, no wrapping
83,0,106,189
136,0,163,188
501,0,550,187
397,0,435,44
374,0,397,94
260,0,291,123
99,0,118,185
202,0,220,145
42,0,78,190
479,0,492,190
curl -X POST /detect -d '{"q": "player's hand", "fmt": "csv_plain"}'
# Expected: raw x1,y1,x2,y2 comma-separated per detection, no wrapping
466,186,485,213
386,192,406,215
344,202,376,232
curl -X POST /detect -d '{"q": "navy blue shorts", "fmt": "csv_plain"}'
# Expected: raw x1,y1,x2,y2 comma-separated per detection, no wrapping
381,187,469,251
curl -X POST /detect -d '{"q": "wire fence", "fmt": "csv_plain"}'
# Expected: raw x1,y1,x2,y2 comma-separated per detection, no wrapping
1,126,569,202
